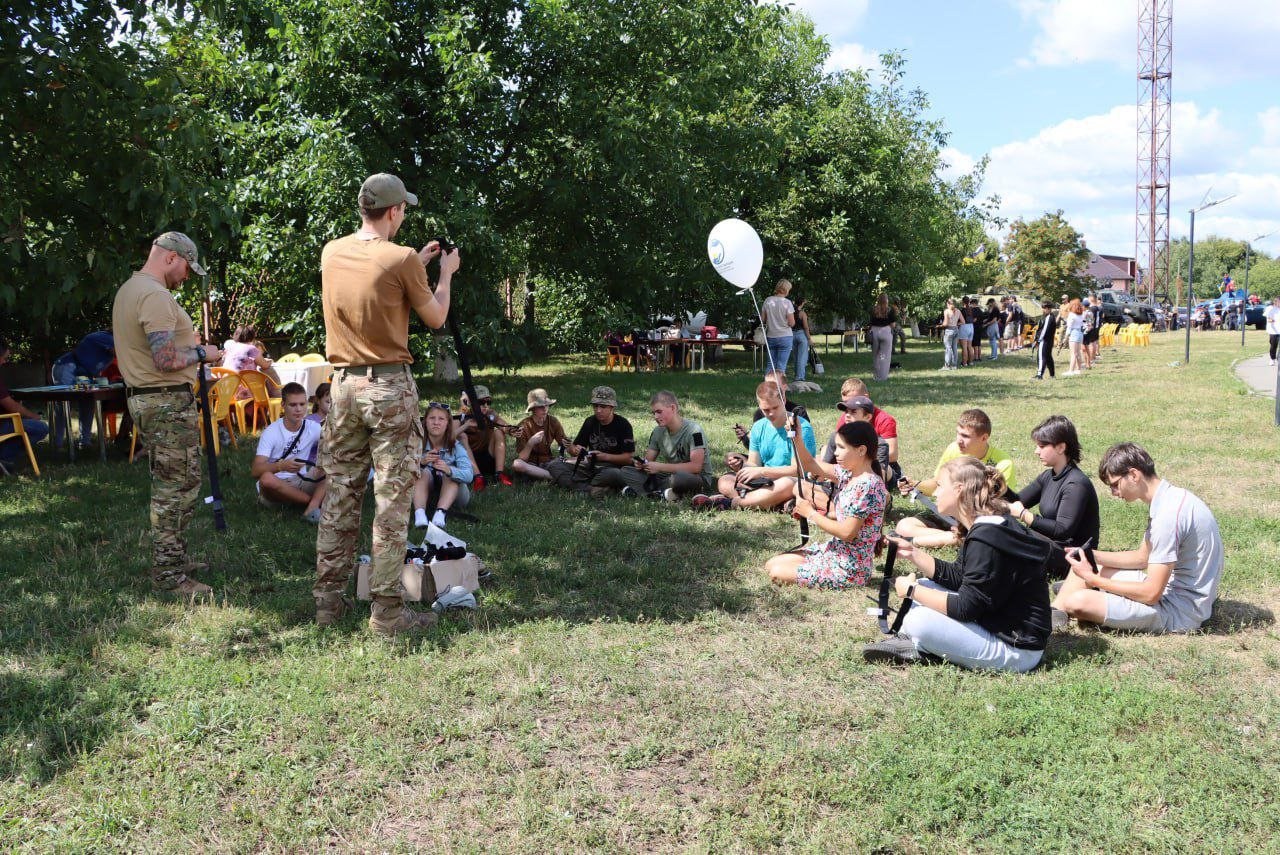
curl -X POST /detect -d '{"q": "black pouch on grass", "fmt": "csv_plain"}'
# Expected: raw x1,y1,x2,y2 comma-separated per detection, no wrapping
736,476,774,498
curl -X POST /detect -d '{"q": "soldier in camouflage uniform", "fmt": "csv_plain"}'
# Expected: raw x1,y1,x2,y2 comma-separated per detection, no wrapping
111,232,223,597
314,173,460,637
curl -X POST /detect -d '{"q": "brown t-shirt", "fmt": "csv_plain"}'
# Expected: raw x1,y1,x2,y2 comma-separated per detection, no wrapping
320,233,434,366
515,414,567,467
111,271,197,388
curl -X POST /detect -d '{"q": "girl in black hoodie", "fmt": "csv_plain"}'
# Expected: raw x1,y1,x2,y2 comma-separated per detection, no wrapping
863,457,1052,672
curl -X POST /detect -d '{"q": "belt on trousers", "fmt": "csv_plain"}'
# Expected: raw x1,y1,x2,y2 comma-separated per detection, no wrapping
335,363,406,377
127,383,193,397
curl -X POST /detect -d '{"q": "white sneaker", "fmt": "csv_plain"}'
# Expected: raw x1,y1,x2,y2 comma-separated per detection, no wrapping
662,487,679,503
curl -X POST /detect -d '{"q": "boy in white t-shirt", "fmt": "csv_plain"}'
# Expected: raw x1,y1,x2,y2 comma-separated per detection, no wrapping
1054,442,1223,634
251,382,327,522
1264,296,1280,365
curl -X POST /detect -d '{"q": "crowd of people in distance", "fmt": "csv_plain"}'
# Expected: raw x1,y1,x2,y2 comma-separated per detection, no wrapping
938,292,1110,380
256,361,1219,675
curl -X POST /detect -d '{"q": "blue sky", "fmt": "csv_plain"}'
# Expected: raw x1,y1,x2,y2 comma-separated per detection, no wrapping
789,0,1280,258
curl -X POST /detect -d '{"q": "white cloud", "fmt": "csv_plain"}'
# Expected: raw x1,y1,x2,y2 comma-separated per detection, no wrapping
824,42,880,74
1017,0,1280,88
938,146,977,182
785,0,870,40
963,101,1280,257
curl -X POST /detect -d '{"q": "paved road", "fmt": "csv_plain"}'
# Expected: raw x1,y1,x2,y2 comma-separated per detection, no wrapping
1235,355,1277,397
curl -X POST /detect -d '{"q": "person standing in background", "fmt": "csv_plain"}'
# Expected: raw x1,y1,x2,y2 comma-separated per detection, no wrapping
869,293,896,381
760,279,796,377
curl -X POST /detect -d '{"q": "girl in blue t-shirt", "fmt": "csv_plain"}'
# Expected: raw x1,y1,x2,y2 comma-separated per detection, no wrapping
412,402,475,530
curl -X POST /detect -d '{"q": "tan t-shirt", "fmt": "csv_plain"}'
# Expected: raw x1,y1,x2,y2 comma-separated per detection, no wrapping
515,415,567,467
321,234,434,366
111,271,197,387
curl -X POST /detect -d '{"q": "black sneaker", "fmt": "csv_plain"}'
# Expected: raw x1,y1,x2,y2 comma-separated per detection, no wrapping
861,634,921,666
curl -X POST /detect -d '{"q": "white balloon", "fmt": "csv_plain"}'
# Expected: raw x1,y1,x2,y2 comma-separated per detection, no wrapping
707,218,762,291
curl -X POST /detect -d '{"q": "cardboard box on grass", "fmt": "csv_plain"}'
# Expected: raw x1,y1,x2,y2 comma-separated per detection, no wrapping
356,555,481,602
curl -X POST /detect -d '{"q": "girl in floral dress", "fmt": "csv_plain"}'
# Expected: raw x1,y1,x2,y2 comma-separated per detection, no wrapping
765,419,887,589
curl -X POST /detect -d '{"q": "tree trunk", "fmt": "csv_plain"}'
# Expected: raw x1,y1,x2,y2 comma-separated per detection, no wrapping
432,331,459,382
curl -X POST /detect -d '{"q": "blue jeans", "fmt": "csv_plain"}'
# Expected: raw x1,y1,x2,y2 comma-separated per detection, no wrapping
942,328,958,368
765,336,793,377
900,580,1043,672
52,358,95,446
0,416,50,461
791,331,809,380
987,327,1000,359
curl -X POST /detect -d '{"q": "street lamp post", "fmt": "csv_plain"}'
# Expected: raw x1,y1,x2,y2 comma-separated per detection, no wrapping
1243,230,1278,348
1184,194,1235,363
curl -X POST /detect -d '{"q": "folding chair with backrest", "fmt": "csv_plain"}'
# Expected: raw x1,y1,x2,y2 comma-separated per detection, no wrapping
0,413,40,476
233,369,281,433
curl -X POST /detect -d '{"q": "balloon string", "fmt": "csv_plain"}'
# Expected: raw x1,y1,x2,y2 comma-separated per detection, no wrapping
748,289,787,404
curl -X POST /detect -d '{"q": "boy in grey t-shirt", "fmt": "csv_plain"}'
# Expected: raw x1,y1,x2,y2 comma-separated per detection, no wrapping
1053,443,1223,633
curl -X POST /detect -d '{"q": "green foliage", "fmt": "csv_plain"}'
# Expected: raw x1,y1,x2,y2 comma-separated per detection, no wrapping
3,0,997,365
1001,210,1092,301
1169,235,1279,302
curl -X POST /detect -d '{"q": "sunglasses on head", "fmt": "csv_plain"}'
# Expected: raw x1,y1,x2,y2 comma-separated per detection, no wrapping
426,401,452,411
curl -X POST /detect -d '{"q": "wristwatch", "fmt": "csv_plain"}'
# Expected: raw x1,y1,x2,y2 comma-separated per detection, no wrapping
195,345,207,362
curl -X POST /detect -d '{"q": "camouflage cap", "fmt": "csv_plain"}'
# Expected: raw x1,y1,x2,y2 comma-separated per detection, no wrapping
590,385,618,407
359,173,418,209
153,232,207,277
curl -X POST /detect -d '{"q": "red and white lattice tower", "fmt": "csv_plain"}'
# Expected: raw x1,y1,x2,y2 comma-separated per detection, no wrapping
1136,0,1172,302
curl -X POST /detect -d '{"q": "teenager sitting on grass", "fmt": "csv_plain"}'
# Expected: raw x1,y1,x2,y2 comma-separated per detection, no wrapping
726,369,808,472
596,390,714,500
546,385,636,495
820,377,900,481
764,419,886,589
863,457,1052,671
251,382,327,523
895,408,1015,549
1007,415,1099,580
412,401,475,530
1053,442,1223,634
695,382,815,511
458,385,515,486
511,388,567,481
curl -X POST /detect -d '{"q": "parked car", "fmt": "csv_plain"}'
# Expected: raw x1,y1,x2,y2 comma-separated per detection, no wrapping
1195,294,1266,329
1095,289,1158,326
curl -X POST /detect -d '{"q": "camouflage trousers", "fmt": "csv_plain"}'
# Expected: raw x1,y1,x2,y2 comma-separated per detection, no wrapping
315,366,423,599
127,389,201,588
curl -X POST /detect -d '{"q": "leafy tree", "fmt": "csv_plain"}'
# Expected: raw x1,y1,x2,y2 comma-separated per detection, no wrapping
1000,211,1091,301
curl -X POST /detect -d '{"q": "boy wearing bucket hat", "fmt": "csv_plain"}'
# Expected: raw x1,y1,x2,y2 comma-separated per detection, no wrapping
458,384,515,486
111,231,223,599
547,386,636,495
511,388,567,481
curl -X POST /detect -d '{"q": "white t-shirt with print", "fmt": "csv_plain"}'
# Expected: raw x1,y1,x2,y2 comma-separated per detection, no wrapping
255,419,322,491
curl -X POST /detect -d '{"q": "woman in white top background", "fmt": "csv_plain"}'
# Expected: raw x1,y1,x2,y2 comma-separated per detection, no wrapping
760,279,796,378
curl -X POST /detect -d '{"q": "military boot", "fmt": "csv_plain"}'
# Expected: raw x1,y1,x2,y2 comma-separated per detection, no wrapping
151,565,213,600
369,595,437,638
314,591,354,627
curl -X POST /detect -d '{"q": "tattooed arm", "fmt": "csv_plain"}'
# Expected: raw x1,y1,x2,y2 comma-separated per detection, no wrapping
148,331,222,373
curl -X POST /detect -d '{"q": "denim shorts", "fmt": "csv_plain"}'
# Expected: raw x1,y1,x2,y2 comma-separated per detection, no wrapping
958,323,974,341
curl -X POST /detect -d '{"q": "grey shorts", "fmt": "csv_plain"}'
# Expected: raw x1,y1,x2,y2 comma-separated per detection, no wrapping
1101,570,1167,633
257,476,321,508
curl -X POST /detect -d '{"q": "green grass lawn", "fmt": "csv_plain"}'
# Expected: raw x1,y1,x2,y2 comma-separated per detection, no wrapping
2,330,1278,852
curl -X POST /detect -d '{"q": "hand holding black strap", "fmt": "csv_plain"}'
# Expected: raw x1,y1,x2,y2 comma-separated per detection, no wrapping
870,539,914,635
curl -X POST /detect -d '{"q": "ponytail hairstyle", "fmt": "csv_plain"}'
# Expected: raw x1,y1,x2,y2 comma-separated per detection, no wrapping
939,456,1010,528
834,419,882,481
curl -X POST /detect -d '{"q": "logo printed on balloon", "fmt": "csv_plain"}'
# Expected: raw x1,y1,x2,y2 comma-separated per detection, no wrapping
707,218,762,291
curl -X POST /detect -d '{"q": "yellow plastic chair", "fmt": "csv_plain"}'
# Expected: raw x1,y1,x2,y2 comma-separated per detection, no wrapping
194,375,243,455
299,353,326,364
0,413,40,476
210,366,239,379
277,353,301,364
233,369,281,434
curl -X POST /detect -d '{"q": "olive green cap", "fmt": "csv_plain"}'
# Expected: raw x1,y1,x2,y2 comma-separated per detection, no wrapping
359,173,418,209
153,232,207,277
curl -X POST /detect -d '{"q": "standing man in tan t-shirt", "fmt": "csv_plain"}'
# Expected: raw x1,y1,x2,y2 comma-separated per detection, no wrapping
314,173,460,636
111,232,223,598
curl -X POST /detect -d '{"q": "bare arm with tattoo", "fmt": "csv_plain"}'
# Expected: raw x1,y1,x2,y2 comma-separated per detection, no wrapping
147,331,222,373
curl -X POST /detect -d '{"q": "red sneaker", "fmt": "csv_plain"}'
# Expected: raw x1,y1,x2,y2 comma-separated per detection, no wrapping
472,475,486,493
498,472,514,487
